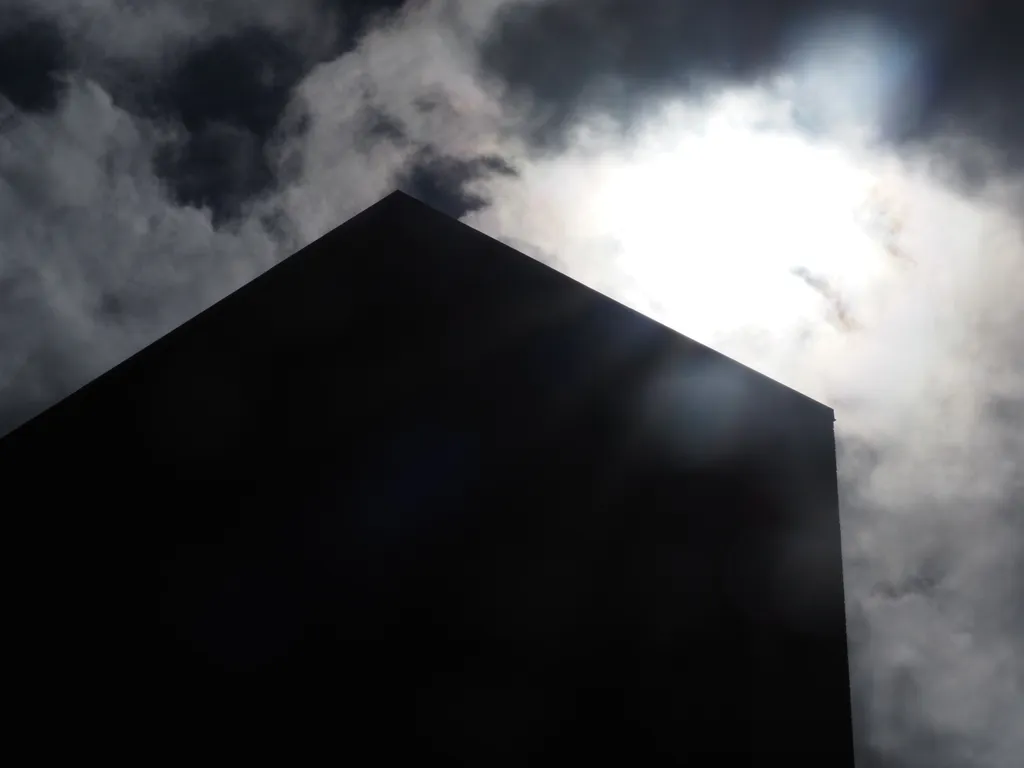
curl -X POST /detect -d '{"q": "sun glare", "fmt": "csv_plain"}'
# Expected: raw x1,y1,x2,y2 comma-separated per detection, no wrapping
470,22,932,398
575,93,907,358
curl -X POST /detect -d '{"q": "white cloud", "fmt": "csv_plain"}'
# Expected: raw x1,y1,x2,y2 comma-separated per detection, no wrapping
270,0,527,243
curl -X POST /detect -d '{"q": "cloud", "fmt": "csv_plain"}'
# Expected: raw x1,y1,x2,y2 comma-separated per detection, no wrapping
0,7,70,113
0,78,282,432
19,0,333,66
268,0,526,241
480,0,1024,169
1,2,1023,767
0,0,529,435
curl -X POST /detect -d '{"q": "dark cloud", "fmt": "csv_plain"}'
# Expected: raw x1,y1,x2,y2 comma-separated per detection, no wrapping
480,0,1024,162
143,27,308,221
322,0,410,41
398,151,518,219
898,0,1024,166
354,107,410,150
151,27,305,140
485,0,812,92
152,122,268,225
480,0,842,147
0,10,70,113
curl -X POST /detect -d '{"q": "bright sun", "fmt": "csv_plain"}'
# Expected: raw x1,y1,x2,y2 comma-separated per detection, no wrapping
577,93,905,351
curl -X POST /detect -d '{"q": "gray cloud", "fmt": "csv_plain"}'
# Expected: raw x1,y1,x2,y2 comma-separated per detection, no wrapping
0,7,69,113
1,2,1022,767
480,0,1024,169
0,0,525,437
0,78,283,431
21,0,334,66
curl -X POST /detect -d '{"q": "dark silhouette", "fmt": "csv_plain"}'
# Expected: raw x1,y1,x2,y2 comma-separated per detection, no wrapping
2,191,854,764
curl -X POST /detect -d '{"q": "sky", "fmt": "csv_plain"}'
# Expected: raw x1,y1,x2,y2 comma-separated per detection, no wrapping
1,1,1022,765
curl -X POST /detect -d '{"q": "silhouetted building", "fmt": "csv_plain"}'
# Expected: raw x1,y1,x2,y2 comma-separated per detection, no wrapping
3,191,854,764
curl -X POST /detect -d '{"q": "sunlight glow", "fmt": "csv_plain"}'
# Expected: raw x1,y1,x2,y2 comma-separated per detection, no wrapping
577,92,905,351
465,19,952,401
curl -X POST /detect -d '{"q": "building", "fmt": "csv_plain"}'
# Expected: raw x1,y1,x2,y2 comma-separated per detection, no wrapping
1,190,854,763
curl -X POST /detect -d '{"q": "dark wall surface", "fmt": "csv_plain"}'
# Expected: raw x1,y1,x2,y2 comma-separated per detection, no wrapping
3,191,852,764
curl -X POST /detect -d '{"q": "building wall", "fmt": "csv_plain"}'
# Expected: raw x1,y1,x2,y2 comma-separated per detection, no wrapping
1,192,853,763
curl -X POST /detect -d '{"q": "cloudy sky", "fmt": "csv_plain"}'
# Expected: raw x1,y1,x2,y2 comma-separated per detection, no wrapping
1,1,1022,765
